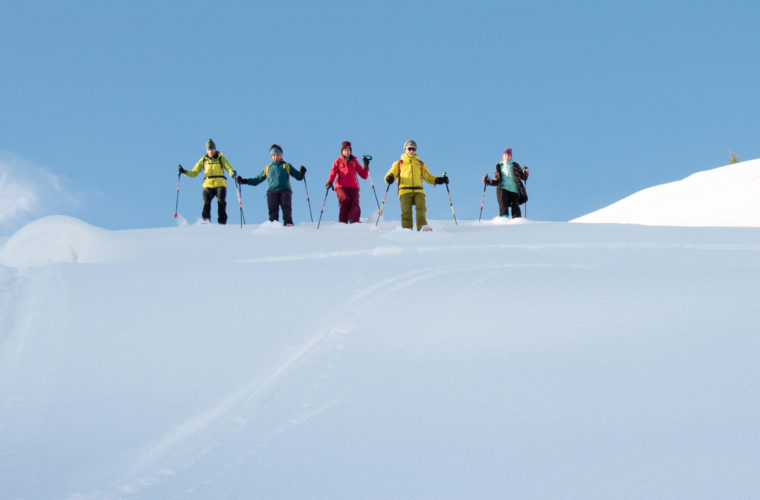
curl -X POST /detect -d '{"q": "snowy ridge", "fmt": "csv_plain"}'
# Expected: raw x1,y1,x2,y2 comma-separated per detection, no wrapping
2,215,760,498
573,159,760,227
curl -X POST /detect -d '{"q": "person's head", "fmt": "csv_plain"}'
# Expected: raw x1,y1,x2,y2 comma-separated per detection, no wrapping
206,138,217,156
270,144,283,162
404,140,417,156
341,141,352,158
502,147,513,162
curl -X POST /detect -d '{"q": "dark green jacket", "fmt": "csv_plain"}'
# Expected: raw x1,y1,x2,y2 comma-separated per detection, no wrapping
245,161,303,192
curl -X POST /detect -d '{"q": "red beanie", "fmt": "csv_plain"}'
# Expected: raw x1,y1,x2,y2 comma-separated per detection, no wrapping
341,141,352,152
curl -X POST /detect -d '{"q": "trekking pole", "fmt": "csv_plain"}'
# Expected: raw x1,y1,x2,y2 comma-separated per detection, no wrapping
233,177,245,228
443,172,458,225
316,186,331,229
375,183,391,227
478,176,488,223
364,155,381,211
524,178,528,219
173,166,182,218
303,170,314,222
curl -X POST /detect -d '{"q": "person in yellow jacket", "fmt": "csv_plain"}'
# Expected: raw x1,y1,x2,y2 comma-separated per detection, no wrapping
179,138,237,224
384,140,448,230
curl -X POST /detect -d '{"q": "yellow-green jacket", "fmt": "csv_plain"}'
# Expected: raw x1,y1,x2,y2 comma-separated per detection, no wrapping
185,153,236,189
386,153,438,196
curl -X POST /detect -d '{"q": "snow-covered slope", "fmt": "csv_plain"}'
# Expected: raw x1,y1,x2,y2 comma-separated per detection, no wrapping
2,216,760,499
573,159,760,227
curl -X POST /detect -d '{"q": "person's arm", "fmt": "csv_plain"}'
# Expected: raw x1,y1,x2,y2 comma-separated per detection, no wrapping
354,158,369,179
289,163,305,181
245,166,269,186
326,160,339,184
183,158,205,178
220,154,236,177
385,162,398,184
421,163,439,185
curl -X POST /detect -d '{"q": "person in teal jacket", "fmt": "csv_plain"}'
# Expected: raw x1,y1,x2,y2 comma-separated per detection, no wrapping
236,144,306,226
484,147,529,218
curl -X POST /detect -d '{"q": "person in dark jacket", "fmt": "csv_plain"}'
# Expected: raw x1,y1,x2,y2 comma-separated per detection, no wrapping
236,144,306,226
179,138,237,224
325,141,369,223
484,147,529,218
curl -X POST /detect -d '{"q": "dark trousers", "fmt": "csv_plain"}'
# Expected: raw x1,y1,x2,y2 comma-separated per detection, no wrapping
202,187,227,224
497,189,521,218
335,187,361,223
267,190,293,225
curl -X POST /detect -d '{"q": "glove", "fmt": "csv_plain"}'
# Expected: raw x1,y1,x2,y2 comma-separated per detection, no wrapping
385,174,394,184
300,165,307,175
362,155,371,167
435,175,449,185
523,166,529,179
231,170,237,178
483,175,490,184
236,176,246,185
178,166,187,174
325,181,333,190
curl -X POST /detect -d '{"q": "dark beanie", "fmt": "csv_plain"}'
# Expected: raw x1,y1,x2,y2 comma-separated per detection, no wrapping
341,141,352,152
206,138,216,150
270,144,283,156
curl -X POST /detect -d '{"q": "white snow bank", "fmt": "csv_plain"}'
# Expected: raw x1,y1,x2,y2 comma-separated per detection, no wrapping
573,159,760,227
0,215,113,267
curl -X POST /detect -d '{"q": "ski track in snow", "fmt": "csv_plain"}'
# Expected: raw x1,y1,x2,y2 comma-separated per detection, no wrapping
107,260,549,498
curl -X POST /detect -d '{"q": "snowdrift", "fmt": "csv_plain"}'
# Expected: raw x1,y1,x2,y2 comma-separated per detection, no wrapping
2,216,760,499
573,159,760,227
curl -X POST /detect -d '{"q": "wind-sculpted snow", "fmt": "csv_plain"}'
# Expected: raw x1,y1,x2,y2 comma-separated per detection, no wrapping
1,217,760,499
574,159,760,227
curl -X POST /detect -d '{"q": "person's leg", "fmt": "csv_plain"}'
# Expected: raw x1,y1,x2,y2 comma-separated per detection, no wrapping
399,193,414,229
414,192,427,230
347,188,361,223
217,187,228,224
267,191,280,222
497,189,509,217
281,191,294,225
335,187,350,223
202,188,214,221
508,191,521,218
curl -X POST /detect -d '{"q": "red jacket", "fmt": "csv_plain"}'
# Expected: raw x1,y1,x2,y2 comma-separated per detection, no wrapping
327,155,368,189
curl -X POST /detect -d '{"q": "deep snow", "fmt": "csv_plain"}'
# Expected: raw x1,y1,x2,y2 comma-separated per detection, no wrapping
573,159,760,227
2,171,760,498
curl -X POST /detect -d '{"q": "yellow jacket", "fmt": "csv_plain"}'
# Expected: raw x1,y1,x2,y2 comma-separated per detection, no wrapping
185,153,236,189
386,153,437,195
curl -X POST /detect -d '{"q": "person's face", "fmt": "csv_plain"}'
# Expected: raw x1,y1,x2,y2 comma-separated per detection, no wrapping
503,152,512,162
271,153,282,162
406,146,417,156
342,147,351,157
207,148,216,157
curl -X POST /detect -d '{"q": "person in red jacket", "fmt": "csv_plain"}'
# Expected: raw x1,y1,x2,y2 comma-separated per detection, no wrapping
325,141,370,223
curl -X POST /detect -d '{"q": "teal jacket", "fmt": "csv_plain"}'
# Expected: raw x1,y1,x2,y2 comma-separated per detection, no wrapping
244,161,304,192
496,161,520,194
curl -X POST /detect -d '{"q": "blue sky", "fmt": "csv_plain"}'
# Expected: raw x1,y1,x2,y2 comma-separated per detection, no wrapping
2,0,759,233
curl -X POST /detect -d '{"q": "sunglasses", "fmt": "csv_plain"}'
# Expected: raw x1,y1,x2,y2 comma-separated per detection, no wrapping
406,147,416,152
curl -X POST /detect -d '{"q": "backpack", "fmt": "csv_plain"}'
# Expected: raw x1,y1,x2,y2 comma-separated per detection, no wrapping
203,153,227,180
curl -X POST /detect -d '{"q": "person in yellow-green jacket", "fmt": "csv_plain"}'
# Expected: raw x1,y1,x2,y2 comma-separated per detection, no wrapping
179,138,237,224
384,140,448,230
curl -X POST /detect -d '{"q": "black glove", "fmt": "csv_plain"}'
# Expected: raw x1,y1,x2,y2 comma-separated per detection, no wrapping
178,166,187,174
325,181,333,190
236,176,246,185
523,166,529,179
435,175,449,185
300,165,307,175
385,174,394,184
483,175,490,184
362,155,371,168
443,174,449,185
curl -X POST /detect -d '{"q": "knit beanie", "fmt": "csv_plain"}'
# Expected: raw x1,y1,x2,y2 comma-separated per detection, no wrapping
341,141,352,152
270,144,283,156
206,138,216,150
404,140,417,151
503,147,513,156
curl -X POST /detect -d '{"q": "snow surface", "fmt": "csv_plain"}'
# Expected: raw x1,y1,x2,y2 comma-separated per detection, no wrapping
573,159,760,227
2,213,760,497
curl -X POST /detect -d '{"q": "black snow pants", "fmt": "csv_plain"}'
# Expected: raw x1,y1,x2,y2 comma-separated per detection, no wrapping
202,187,228,224
267,190,293,225
497,188,521,218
